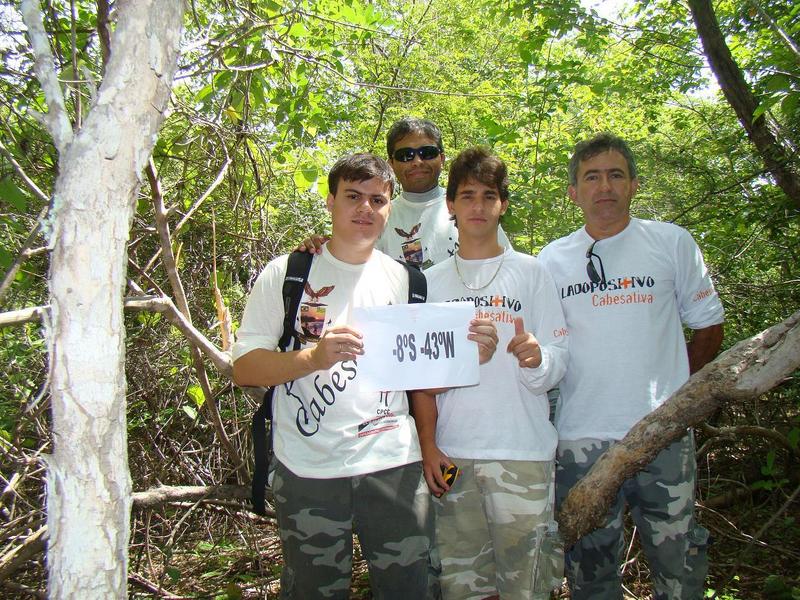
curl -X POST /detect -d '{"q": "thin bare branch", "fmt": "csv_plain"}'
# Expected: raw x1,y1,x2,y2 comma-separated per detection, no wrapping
19,0,73,153
146,160,244,473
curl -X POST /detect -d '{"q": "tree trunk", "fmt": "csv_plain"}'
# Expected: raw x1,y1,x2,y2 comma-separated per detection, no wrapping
688,0,800,209
44,1,183,597
557,309,800,548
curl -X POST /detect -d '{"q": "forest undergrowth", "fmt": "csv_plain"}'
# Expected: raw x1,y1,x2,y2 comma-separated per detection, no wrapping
2,401,798,599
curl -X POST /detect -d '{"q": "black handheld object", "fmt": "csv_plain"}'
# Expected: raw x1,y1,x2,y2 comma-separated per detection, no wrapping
441,464,459,487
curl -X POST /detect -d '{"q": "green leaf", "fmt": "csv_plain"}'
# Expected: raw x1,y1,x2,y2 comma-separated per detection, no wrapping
182,405,198,420
166,567,181,583
0,178,30,211
294,166,318,191
753,95,780,120
788,427,799,450
287,22,308,38
0,248,12,271
136,312,162,327
781,93,799,118
186,384,205,408
764,74,791,93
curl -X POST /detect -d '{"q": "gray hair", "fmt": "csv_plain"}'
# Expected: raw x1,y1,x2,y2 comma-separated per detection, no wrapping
568,133,637,185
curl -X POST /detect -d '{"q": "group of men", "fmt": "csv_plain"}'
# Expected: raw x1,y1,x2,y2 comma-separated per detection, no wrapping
232,118,725,599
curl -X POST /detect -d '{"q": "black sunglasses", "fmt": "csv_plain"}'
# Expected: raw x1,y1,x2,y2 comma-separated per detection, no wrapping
392,145,442,162
586,240,606,284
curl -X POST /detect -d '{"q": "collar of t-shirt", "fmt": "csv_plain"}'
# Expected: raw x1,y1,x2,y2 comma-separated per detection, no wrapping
401,186,445,204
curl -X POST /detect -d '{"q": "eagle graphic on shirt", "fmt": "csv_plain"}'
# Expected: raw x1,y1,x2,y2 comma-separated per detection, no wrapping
299,283,335,341
395,223,423,266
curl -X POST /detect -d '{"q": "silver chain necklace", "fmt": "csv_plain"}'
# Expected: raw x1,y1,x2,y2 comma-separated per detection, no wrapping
454,251,505,291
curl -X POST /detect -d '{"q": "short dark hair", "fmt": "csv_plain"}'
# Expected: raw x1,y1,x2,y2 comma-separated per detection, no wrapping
386,118,444,157
328,153,395,196
446,147,509,202
568,133,637,185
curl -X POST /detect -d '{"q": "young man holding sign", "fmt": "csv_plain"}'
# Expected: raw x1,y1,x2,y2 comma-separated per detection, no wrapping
232,153,434,599
412,148,569,599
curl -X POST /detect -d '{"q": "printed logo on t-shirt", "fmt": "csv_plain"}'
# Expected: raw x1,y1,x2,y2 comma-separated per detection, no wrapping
447,294,522,325
299,282,335,341
693,287,714,302
395,223,424,266
446,238,459,264
357,413,399,438
285,360,358,437
558,275,655,307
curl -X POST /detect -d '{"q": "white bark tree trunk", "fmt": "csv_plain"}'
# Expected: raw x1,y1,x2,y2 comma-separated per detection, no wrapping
38,1,184,597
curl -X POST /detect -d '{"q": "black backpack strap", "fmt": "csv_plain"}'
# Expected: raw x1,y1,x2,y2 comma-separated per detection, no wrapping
251,251,314,515
397,259,427,304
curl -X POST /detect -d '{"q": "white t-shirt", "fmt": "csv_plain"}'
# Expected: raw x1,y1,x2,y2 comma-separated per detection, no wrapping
232,245,422,478
537,218,725,441
377,186,511,269
425,248,568,461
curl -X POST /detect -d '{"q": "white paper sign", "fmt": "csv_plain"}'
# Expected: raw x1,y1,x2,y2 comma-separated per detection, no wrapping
350,301,478,392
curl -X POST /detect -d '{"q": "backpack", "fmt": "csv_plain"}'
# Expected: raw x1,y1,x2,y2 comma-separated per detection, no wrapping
251,251,427,515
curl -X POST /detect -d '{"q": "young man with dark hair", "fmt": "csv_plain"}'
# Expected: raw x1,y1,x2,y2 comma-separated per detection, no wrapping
538,133,724,599
233,153,433,599
413,147,568,599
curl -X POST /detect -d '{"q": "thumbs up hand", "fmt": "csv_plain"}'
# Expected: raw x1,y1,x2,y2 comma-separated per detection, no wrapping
506,317,542,368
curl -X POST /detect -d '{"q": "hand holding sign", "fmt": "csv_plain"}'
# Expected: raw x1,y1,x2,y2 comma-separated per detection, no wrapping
467,318,499,365
311,325,364,369
506,317,543,368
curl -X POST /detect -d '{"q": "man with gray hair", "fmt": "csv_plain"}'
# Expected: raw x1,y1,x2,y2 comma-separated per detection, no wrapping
538,133,724,599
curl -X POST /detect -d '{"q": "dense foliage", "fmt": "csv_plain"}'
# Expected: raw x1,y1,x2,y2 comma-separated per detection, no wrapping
0,0,798,597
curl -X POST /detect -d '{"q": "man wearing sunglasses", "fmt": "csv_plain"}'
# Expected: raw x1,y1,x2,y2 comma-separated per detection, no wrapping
300,117,509,269
381,118,511,269
537,134,725,600
378,118,453,268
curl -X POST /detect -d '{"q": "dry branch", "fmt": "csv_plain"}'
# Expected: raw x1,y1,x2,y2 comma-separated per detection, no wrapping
557,309,800,548
0,305,50,327
0,526,47,581
132,484,250,508
126,296,233,377
146,160,244,473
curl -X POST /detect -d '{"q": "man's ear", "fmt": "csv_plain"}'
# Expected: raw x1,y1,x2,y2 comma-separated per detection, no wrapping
446,197,455,216
326,193,335,213
631,178,640,196
499,198,509,216
568,184,577,204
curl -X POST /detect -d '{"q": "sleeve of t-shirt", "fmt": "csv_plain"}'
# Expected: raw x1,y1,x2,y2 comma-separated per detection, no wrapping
673,228,724,330
231,255,288,361
518,262,569,394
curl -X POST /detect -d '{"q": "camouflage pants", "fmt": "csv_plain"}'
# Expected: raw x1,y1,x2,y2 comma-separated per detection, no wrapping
272,460,433,599
433,459,559,600
556,434,709,600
